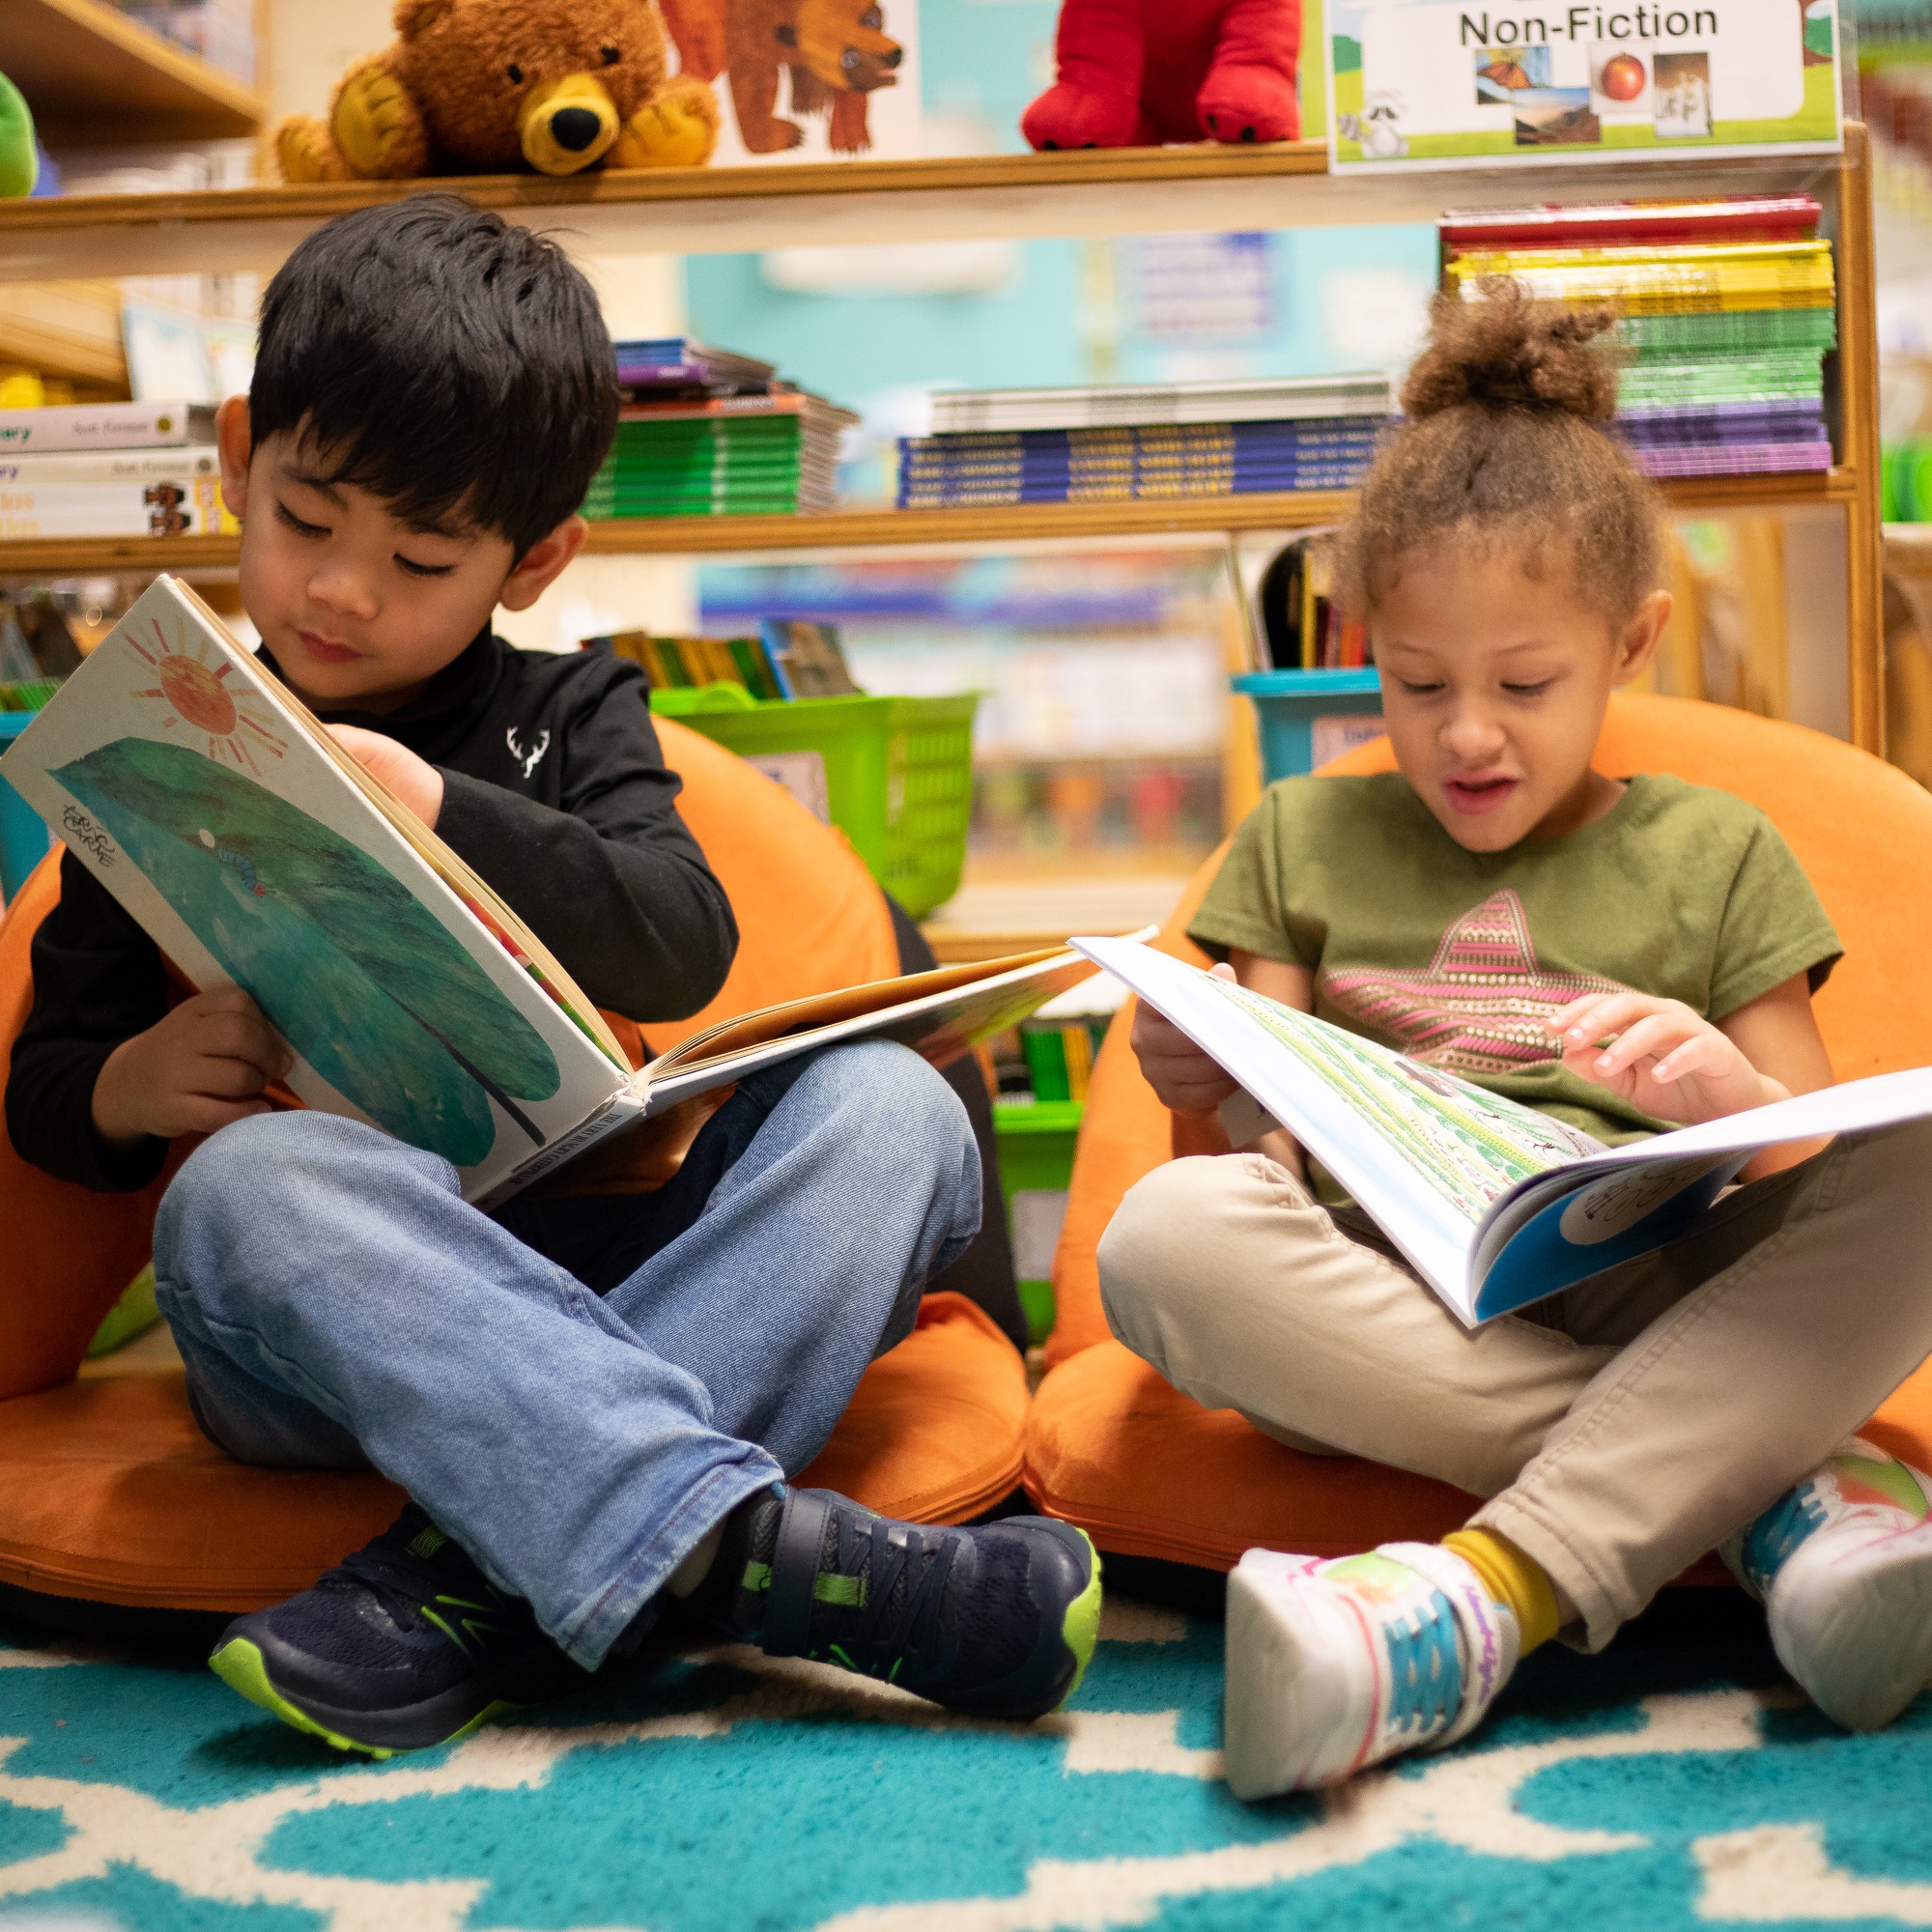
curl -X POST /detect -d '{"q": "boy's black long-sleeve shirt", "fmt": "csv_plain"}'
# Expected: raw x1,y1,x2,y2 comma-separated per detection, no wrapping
5,629,737,1193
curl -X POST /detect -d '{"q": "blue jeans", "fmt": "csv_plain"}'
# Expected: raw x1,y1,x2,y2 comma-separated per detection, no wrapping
151,1041,981,1668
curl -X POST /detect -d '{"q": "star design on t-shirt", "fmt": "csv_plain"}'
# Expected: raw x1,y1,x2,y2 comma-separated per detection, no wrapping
1321,887,1631,1075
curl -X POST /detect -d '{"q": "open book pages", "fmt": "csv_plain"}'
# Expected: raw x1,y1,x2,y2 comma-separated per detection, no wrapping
2,576,636,1203
1075,936,1932,1326
500,944,1103,1208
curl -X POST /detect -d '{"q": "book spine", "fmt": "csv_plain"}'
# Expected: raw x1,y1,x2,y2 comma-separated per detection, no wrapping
1617,309,1837,355
0,447,222,485
1021,1024,1072,1104
476,1089,645,1210
1632,440,1833,478
1062,1021,1094,1106
757,622,797,700
1449,238,1830,270
896,468,1370,508
727,636,783,700
905,420,1383,457
0,403,215,455
0,477,234,539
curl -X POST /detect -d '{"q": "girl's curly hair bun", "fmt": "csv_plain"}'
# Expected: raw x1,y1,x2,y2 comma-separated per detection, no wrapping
1401,276,1619,425
1336,274,1661,621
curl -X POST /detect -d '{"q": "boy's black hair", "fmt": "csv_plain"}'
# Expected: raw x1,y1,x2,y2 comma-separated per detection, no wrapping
250,194,618,558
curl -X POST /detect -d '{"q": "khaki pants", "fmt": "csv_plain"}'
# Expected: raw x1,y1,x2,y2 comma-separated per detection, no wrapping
1096,1120,1932,1648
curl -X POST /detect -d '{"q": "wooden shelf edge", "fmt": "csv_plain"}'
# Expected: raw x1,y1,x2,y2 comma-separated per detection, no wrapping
0,471,1860,577
14,0,264,141
0,137,1855,277
0,144,1330,236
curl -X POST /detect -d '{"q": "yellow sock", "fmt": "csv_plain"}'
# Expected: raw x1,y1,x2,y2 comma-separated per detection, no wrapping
1442,1528,1560,1654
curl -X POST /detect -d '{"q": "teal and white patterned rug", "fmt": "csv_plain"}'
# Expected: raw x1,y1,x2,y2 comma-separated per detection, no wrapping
2,1592,1931,1931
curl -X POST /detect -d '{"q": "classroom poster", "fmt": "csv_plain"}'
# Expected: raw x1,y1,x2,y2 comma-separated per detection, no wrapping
1326,0,1842,170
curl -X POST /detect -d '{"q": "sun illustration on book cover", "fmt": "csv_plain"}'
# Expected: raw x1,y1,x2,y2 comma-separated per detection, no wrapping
128,613,287,774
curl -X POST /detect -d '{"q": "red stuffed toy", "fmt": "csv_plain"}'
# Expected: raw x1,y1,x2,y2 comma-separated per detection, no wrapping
1022,0,1300,150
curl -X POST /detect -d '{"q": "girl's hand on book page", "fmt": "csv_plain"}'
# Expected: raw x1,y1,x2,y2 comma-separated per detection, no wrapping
1131,962,1243,1116
326,725,445,830
91,989,296,1148
1546,990,1787,1126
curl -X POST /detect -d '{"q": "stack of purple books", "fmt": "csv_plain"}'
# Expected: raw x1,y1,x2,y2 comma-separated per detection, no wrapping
612,339,776,403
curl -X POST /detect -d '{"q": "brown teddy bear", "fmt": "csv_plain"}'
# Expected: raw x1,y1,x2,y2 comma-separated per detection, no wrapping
662,0,901,155
277,0,720,183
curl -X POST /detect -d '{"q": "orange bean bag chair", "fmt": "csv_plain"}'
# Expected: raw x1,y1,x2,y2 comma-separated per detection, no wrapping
1025,692,1932,1573
0,715,1026,1612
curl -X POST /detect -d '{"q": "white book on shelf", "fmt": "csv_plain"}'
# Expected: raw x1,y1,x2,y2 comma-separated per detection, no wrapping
0,478,232,540
0,448,220,485
0,403,217,455
929,376,1395,437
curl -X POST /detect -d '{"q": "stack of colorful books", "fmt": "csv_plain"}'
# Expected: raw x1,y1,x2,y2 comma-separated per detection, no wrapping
583,338,858,521
0,401,232,539
895,376,1393,510
592,619,861,700
1440,196,1836,482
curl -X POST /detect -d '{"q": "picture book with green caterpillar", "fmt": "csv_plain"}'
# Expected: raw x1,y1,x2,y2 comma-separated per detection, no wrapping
2,576,1091,1205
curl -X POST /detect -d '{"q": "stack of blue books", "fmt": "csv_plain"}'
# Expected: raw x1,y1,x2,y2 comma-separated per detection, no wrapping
897,376,1393,510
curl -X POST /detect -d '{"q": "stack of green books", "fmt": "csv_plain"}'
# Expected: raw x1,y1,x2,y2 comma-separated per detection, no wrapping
582,391,858,521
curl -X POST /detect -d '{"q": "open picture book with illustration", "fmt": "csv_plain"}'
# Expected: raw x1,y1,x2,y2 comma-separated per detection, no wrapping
0,575,1094,1206
1077,935,1932,1327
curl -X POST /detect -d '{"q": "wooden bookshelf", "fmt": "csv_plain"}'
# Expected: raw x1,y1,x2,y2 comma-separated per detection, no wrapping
0,281,127,391
0,141,1848,284
9,0,264,146
0,469,1861,580
0,129,1884,752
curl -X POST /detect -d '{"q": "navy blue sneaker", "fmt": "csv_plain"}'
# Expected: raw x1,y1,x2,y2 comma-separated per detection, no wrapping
208,1505,579,1758
696,1485,1102,1720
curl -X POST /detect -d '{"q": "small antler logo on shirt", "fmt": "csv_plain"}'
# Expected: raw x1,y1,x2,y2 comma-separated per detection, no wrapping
505,726,551,780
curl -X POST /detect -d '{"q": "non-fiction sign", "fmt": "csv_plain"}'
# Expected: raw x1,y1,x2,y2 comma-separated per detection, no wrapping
1327,0,1841,169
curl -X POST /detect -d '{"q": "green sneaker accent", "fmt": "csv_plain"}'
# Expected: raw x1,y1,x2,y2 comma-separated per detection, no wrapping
742,1559,773,1592
814,1572,866,1607
418,1606,471,1655
1833,1452,1931,1520
828,1642,858,1670
209,1638,396,1760
408,1524,447,1560
209,1637,521,1758
1053,1531,1104,1710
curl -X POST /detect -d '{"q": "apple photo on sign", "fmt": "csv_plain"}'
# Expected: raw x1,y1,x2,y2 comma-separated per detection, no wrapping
1654,50,1713,137
1513,87,1602,146
1589,43,1651,118
1474,43,1553,105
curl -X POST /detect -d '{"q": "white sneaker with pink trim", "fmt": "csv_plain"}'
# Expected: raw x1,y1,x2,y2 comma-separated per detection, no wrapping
1223,1542,1520,1800
1722,1436,1932,1731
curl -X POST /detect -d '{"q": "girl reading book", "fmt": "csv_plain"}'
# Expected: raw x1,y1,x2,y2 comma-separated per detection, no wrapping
1105,279,1932,1797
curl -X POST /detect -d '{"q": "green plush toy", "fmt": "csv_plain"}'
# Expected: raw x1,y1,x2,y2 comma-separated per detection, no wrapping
0,73,40,199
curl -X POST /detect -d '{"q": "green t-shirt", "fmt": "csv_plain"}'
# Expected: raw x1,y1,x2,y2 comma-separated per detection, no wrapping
1188,772,1841,1156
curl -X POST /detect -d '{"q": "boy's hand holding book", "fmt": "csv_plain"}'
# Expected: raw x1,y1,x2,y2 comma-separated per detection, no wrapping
326,725,443,830
92,987,294,1150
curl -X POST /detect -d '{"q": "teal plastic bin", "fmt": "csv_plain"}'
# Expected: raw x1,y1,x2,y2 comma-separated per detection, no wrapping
0,712,50,904
1234,668,1384,782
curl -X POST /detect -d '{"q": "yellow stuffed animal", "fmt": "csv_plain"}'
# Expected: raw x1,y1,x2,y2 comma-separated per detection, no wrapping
277,0,718,182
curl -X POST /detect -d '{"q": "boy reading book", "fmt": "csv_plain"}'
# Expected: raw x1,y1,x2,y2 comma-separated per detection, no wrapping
1104,283,1932,1798
3,195,1099,1756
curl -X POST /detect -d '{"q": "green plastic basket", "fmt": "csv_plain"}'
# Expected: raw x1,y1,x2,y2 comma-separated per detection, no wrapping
651,685,980,919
